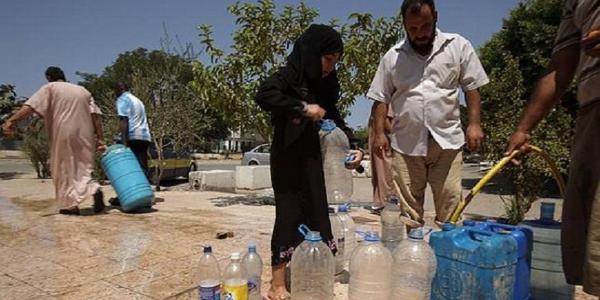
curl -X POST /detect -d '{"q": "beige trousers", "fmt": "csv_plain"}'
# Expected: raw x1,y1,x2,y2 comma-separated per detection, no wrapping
392,138,462,224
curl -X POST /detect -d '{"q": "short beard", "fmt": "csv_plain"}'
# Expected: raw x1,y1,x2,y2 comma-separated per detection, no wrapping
407,24,437,55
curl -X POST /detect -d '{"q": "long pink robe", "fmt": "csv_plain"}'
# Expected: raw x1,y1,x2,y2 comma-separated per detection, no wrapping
25,82,102,209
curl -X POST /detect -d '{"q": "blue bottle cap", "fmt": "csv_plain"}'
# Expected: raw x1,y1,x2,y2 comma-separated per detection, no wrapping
203,245,213,253
364,232,380,242
305,231,323,241
320,119,337,132
387,195,399,205
338,204,349,213
248,243,257,252
408,228,424,239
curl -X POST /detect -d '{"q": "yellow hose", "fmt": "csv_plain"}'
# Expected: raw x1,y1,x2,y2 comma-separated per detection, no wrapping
449,146,566,223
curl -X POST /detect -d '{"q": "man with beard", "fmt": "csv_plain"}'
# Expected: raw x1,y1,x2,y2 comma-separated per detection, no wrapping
368,0,489,226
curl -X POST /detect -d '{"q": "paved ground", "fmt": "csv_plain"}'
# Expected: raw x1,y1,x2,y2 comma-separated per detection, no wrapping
0,157,596,299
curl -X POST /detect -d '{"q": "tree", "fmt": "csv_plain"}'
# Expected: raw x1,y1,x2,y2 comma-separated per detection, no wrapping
192,0,403,141
22,118,51,179
0,84,18,121
478,0,575,223
78,48,229,188
352,126,369,150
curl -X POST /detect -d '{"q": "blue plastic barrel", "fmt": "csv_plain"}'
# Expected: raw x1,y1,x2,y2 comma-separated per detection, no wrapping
101,144,154,212
430,224,518,300
464,220,532,300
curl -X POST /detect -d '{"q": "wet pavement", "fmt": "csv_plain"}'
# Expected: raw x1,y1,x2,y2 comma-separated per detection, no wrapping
0,157,596,299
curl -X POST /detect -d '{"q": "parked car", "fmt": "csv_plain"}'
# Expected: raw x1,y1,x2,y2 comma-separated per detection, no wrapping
242,144,270,165
147,143,195,181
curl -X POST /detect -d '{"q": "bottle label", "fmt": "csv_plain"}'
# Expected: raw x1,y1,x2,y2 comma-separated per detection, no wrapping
199,281,221,300
223,282,248,300
247,275,260,294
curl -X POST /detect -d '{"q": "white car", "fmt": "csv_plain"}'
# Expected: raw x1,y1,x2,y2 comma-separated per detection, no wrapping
241,144,270,165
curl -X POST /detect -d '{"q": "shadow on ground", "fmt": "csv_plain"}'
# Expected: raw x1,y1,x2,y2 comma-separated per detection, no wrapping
0,172,25,180
210,194,275,207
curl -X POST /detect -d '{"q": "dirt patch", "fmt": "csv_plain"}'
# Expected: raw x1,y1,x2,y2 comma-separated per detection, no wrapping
10,197,54,212
0,172,25,180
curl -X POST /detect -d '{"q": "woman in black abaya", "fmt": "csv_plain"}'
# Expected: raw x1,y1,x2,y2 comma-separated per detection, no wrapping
255,24,363,299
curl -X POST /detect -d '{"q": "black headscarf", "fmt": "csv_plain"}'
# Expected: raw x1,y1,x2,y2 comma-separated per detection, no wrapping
283,24,344,94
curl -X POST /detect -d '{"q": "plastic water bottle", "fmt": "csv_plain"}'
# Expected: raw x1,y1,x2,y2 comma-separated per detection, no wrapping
337,203,356,263
348,231,392,300
381,195,404,252
242,244,263,300
291,224,335,300
392,228,437,300
319,119,353,204
222,252,248,300
329,206,345,274
198,245,222,300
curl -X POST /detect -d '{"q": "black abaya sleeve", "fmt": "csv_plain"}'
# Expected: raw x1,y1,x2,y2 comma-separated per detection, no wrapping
255,70,305,118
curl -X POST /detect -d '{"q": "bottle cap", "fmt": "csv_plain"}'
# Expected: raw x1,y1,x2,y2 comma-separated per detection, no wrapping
408,227,424,240
305,231,323,242
338,204,349,213
231,252,241,260
203,245,212,253
248,243,257,252
364,231,380,242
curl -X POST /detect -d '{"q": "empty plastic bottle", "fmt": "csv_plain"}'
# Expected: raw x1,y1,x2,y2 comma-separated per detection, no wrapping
242,244,263,300
290,224,335,300
337,203,356,263
223,252,248,300
392,228,437,300
198,245,222,300
319,120,353,204
329,206,346,274
348,231,393,300
381,195,405,252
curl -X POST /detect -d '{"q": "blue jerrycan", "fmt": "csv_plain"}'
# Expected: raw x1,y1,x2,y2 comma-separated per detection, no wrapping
101,144,154,212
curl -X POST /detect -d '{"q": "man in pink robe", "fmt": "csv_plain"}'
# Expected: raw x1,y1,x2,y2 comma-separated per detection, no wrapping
2,67,106,215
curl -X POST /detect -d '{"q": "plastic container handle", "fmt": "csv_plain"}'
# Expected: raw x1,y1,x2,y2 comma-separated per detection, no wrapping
468,228,494,241
298,224,311,238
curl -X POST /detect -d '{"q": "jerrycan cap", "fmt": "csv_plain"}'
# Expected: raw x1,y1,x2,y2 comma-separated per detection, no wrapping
298,224,322,241
320,119,337,132
364,232,380,242
408,227,424,240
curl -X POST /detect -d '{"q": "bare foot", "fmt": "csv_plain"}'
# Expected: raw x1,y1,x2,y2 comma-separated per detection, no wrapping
264,286,290,300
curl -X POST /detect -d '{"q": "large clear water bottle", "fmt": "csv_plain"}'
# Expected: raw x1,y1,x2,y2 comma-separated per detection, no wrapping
319,119,353,204
348,232,393,300
337,203,356,263
223,252,248,300
198,245,222,300
381,195,404,252
392,228,437,300
291,224,335,300
242,244,263,300
328,207,345,274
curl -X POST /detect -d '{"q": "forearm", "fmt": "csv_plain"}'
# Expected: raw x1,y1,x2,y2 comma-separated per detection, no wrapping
7,105,34,124
92,114,104,140
372,101,388,136
119,119,129,145
465,89,481,126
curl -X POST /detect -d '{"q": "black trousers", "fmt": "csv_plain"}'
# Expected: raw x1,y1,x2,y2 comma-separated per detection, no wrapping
128,140,150,176
270,153,336,266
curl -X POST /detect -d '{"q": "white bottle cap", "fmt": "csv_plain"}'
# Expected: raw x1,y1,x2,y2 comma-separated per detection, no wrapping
231,252,241,260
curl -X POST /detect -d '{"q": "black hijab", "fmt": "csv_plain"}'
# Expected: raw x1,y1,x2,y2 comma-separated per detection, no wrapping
282,24,344,96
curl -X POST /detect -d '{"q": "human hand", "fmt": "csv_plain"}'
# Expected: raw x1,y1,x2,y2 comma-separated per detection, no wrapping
583,26,600,57
504,130,531,165
1,121,16,138
466,124,484,152
373,133,392,159
344,150,364,170
304,104,326,121
96,140,107,153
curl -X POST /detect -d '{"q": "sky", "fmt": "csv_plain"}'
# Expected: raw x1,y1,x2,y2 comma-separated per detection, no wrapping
1,0,522,129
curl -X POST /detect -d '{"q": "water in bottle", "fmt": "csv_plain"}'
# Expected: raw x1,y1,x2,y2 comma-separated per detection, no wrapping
290,224,335,300
381,195,405,252
337,203,356,263
198,245,222,300
392,227,437,300
348,232,392,300
223,252,248,300
242,244,263,300
329,206,345,274
319,119,353,204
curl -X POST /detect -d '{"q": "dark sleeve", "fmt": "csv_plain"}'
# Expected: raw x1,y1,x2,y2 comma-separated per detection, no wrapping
319,72,360,150
255,70,305,117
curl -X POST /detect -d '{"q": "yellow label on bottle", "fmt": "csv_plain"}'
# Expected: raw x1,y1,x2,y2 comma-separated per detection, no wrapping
223,280,248,300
